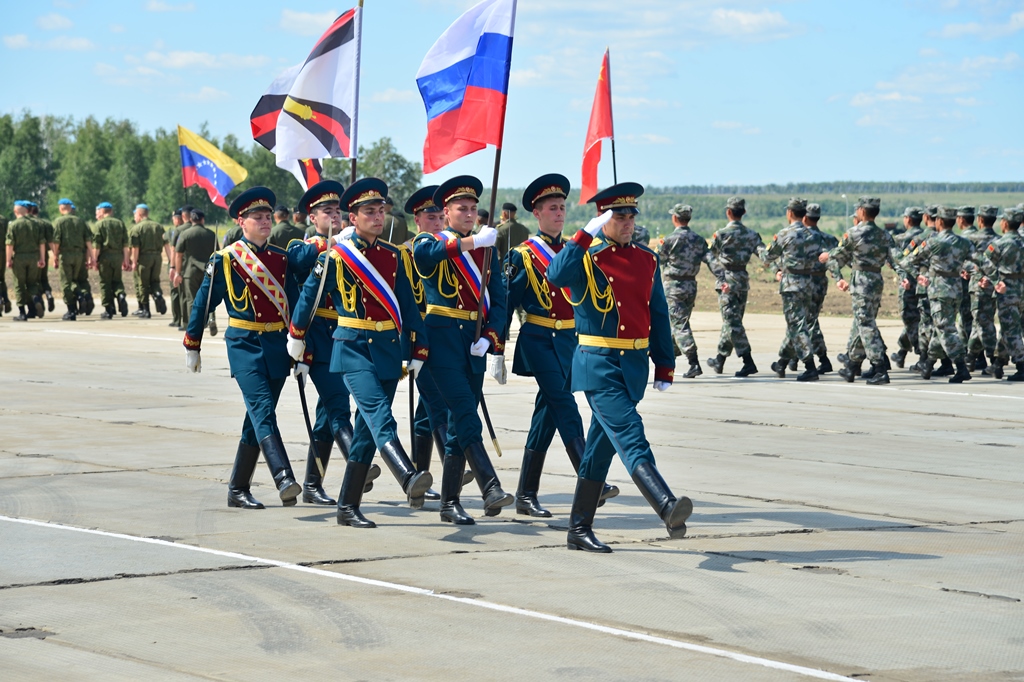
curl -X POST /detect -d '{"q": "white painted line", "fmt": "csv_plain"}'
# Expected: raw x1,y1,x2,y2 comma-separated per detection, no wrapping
43,329,180,343
717,375,1024,401
0,514,857,682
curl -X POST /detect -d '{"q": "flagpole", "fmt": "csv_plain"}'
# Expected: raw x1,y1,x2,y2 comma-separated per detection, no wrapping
607,48,617,184
350,0,364,186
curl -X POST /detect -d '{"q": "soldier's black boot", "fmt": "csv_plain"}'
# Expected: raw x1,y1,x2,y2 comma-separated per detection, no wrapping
116,292,129,317
735,352,758,377
82,292,95,315
565,436,618,505
336,460,376,528
33,295,45,318
379,440,432,509
439,453,474,525
862,362,878,379
949,358,972,384
566,477,612,553
413,432,440,501
891,349,907,369
140,302,151,319
153,290,167,315
208,313,218,337
432,423,473,486
515,448,551,518
990,357,1005,379
14,306,28,322
707,354,726,374
921,358,935,380
933,358,955,377
797,358,819,382
866,363,890,385
771,359,786,379
839,359,861,382
45,291,54,312
464,441,513,516
227,442,264,509
333,423,380,493
631,462,693,539
682,351,703,378
787,358,799,372
62,299,77,321
259,434,301,506
302,440,336,505
1006,362,1024,382
975,354,988,371
817,354,833,374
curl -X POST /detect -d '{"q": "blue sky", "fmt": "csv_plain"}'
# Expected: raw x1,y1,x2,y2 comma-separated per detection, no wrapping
2,0,1022,188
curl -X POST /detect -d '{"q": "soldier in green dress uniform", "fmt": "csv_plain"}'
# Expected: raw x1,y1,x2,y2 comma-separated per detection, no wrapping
5,201,46,320
52,198,94,320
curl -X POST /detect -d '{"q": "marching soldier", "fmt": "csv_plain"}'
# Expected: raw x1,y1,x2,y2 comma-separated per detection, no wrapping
222,220,244,247
821,197,904,385
5,201,46,320
547,183,689,553
51,198,94,320
412,176,512,525
27,202,55,313
288,178,432,527
496,201,529,261
183,187,303,509
762,198,824,381
0,210,10,315
130,204,167,318
269,205,305,249
955,207,977,344
659,203,712,378
891,208,925,368
292,207,308,235
961,206,998,372
978,206,1024,381
91,201,131,319
901,206,973,383
175,209,218,333
165,208,185,327
504,174,619,517
706,197,764,377
915,206,954,375
383,196,410,244
802,203,837,372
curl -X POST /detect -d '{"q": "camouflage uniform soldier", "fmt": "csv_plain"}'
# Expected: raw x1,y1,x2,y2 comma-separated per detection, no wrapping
903,206,974,383
659,203,712,377
907,206,945,373
823,196,904,385
0,210,10,314
51,198,94,320
803,204,837,372
5,201,46,320
762,198,824,381
978,206,1024,381
960,206,998,372
129,204,167,318
705,197,765,377
890,208,925,368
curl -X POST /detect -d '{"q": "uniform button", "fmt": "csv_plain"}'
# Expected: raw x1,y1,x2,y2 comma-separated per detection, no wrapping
257,313,262,318
609,276,614,282
612,247,617,252
619,350,625,356
368,338,373,344
616,302,621,307
620,325,626,330
551,332,556,337
458,285,463,290
458,304,463,309
459,324,464,329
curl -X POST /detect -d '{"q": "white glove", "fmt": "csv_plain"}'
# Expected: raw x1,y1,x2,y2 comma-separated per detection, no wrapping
653,381,671,392
584,210,614,237
473,226,497,249
487,353,507,385
332,226,356,244
186,350,201,374
469,337,490,357
407,358,424,375
293,362,309,381
286,334,305,362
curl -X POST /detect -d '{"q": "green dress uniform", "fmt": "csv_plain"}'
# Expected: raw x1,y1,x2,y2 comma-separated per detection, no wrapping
31,212,55,307
176,223,218,326
5,209,45,319
170,219,192,326
93,210,130,317
269,221,306,250
383,209,409,245
52,212,94,316
131,217,167,315
495,216,530,261
807,222,839,364
412,175,511,525
222,225,243,248
547,182,690,553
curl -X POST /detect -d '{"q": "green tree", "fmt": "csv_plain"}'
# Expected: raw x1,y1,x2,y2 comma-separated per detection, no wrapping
145,129,184,223
55,117,109,218
105,120,150,221
0,113,52,213
323,137,422,206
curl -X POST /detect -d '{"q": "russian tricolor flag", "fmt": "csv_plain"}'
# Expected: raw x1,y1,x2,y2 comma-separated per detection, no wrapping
416,0,516,174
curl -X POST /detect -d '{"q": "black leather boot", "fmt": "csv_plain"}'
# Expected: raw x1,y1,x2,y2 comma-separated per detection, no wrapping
921,358,935,380
432,423,472,486
734,352,758,377
259,434,301,506
413,432,439,501
333,423,380,493
891,349,907,369
865,364,890,385
682,351,702,378
862,362,877,379
933,358,955,377
566,477,611,553
227,442,264,509
33,295,45,318
13,305,28,321
975,354,989,371
771,359,786,378
153,290,167,315
140,303,151,319
336,460,376,528
631,462,692,539
797,358,818,382
45,291,55,312
100,304,115,320
302,440,336,505
1006,361,1024,382
949,358,972,384
707,354,726,374
839,358,861,382
439,453,474,525
515,448,551,517
464,441,513,516
566,437,618,504
817,354,833,373
81,292,94,315
787,358,799,372
116,292,129,317
379,440,432,509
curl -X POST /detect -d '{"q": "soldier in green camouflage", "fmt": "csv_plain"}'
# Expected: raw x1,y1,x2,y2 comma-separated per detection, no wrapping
164,208,184,327
978,206,1024,381
5,201,46,320
908,205,947,373
174,209,218,335
890,208,925,368
902,206,974,383
51,198,94,320
27,202,55,312
961,206,998,372
821,196,904,385
659,203,712,377
705,197,765,377
796,203,837,373
762,198,824,381
91,201,131,319
0,210,9,315
129,204,167,318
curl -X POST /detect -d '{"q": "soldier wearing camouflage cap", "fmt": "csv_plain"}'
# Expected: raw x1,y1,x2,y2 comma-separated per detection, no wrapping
889,208,926,368
976,206,1024,380
903,205,946,373
959,206,998,372
705,197,765,377
802,203,838,372
660,202,713,377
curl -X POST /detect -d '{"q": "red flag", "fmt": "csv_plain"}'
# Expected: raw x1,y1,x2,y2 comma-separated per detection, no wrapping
580,49,614,204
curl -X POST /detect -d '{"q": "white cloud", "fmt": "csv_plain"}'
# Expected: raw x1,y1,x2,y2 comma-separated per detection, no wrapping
144,50,269,69
613,96,668,108
46,36,94,50
938,10,1024,38
919,48,941,58
624,133,672,145
94,62,165,87
955,96,980,106
850,91,922,106
3,34,30,49
182,86,230,102
371,88,417,104
110,24,125,34
36,13,72,30
280,9,338,36
707,8,792,37
146,1,195,11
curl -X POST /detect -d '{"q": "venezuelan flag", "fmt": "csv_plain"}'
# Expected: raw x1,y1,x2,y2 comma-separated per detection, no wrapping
177,125,248,208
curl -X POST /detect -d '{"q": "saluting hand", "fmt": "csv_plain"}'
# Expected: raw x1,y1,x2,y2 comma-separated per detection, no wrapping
584,210,613,237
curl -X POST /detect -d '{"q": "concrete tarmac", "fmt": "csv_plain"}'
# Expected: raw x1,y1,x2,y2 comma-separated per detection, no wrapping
0,304,1022,681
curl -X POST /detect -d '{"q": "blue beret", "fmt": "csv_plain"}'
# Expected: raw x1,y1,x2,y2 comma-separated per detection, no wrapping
97,201,113,210
58,198,74,206
135,203,149,211
14,200,30,207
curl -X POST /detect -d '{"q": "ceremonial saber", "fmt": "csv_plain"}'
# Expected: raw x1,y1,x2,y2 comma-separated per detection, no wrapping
296,373,326,478
479,394,502,458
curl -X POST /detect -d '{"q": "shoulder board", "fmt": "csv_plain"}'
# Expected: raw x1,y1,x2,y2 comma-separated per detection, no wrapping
512,243,530,254
216,246,233,257
266,243,287,254
285,237,306,251
375,240,400,253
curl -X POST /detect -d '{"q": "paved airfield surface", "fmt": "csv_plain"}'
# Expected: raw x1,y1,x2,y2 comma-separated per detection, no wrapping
1,308,1022,682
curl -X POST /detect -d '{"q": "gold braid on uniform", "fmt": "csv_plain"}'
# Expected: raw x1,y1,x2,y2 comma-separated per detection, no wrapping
222,253,251,312
400,246,424,305
330,250,359,313
410,239,458,299
566,252,614,317
520,248,553,311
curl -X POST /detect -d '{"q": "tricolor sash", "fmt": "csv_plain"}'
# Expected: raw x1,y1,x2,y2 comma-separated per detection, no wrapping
524,235,571,300
230,241,290,323
436,231,490,318
333,240,403,333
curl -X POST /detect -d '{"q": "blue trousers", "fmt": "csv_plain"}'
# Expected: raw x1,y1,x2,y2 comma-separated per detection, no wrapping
525,367,584,452
577,384,656,481
344,371,399,465
427,362,483,455
308,361,352,442
414,367,449,439
236,372,286,446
